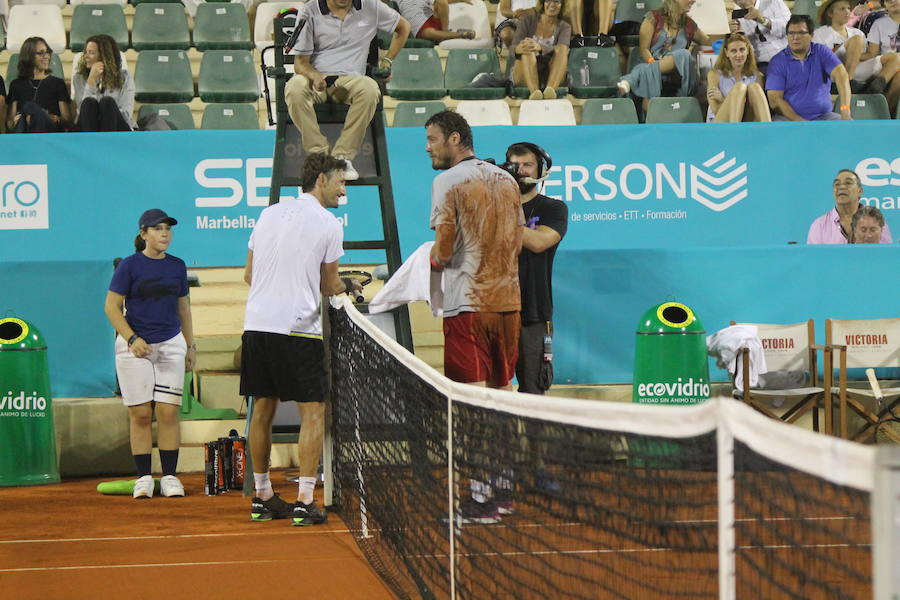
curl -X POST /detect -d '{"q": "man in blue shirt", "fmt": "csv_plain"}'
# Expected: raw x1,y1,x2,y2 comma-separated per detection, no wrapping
765,14,853,120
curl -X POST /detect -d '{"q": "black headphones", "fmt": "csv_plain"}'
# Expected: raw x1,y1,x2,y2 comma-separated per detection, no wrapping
506,141,553,184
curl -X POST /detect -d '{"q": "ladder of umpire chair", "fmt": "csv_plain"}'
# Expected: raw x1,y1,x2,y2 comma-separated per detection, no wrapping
243,14,415,498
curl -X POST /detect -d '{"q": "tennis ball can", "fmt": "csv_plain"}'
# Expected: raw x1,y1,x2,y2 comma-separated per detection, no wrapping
633,302,710,405
0,317,60,486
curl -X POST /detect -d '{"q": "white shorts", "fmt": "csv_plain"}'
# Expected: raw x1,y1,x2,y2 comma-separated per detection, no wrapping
115,332,186,407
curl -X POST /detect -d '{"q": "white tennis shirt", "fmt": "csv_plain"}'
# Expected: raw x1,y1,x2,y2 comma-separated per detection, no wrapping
244,194,344,338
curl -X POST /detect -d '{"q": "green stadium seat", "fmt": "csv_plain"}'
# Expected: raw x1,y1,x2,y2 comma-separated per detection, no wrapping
198,50,259,102
130,0,183,4
6,53,65,84
137,103,195,129
791,0,819,26
200,103,260,129
132,3,191,51
70,4,129,52
645,96,703,123
612,0,663,46
134,50,194,103
568,46,620,98
386,48,446,100
445,48,504,100
391,100,446,126
581,98,639,124
193,3,252,51
835,94,890,120
0,18,6,51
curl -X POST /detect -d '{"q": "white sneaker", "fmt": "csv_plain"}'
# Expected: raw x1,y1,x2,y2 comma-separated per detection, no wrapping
133,475,154,499
337,157,359,181
160,475,185,497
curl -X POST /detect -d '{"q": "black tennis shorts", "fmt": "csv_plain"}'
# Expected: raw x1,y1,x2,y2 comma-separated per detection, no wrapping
239,331,327,403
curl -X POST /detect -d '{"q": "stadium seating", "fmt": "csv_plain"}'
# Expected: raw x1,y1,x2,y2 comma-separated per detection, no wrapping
254,2,305,50
568,46,620,98
137,103,195,129
454,99,513,125
70,4,129,52
517,99,577,125
132,3,191,51
612,0,663,46
134,50,195,103
837,94,891,120
645,97,703,123
6,53,65,84
791,0,819,26
385,48,446,100
391,100,447,127
0,20,5,52
130,0,183,4
6,5,67,54
17,0,67,5
198,50,259,102
71,0,127,5
193,2,252,51
444,49,505,100
201,103,260,129
581,98,639,124
439,0,494,50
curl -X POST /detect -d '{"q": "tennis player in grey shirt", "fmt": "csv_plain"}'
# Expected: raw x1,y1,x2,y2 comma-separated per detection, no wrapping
286,0,410,180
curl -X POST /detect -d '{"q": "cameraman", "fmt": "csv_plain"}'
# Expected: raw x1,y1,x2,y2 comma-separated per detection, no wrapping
729,0,790,73
505,142,567,395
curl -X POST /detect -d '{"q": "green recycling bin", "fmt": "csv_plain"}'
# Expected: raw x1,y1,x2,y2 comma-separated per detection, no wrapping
0,317,60,486
633,302,710,405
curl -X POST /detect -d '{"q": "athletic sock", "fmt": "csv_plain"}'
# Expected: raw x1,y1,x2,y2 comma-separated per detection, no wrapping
133,453,152,478
298,476,317,505
254,472,273,501
159,449,179,477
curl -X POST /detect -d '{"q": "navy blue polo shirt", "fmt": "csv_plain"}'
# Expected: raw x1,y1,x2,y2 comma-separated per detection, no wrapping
765,42,841,121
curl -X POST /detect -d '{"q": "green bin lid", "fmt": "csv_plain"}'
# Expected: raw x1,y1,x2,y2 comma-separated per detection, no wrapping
636,302,705,334
0,318,47,350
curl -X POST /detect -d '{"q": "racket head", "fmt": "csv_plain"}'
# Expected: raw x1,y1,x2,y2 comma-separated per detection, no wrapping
338,270,373,287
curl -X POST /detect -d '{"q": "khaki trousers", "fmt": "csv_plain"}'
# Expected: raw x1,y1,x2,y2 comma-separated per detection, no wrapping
285,73,380,160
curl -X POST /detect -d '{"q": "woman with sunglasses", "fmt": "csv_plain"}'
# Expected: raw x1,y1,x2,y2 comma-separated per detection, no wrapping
6,37,72,133
510,0,572,100
707,32,771,122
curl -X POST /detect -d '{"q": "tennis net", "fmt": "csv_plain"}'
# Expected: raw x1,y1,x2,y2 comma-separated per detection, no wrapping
325,297,880,600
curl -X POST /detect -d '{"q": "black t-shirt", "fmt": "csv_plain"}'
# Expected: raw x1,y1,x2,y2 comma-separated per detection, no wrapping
0,76,6,99
519,193,568,324
7,76,70,115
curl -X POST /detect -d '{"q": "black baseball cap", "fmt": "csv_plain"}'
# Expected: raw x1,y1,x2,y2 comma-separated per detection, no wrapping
139,209,178,228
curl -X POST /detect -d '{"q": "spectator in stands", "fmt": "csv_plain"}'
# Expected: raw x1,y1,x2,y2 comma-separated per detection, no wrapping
396,0,475,43
850,204,891,243
813,0,872,89
616,0,715,109
565,0,612,38
766,15,853,120
729,0,790,74
807,168,894,243
706,32,771,121
6,37,72,133
510,0,572,99
73,35,136,132
858,0,900,114
495,0,536,49
286,0,411,181
0,74,6,134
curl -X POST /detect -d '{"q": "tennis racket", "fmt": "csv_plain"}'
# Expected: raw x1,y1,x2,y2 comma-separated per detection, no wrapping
339,270,372,303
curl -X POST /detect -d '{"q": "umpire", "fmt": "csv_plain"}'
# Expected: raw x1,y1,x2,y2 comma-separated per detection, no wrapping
505,142,567,394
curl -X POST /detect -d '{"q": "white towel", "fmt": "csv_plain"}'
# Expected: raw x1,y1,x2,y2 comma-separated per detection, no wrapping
707,325,767,392
369,242,444,317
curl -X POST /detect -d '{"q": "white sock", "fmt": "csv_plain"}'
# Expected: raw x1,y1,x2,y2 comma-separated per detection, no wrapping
254,472,273,501
298,476,317,505
470,479,491,503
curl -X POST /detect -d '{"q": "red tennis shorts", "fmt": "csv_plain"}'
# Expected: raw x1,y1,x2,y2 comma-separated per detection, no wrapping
443,311,520,387
417,15,442,38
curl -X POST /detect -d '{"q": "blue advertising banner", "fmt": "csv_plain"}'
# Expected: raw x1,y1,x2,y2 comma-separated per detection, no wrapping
1,122,897,395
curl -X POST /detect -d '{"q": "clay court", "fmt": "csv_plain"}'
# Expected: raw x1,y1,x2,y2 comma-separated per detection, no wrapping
0,472,393,600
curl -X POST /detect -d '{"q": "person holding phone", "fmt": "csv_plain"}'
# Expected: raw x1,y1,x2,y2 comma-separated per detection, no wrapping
729,0,791,74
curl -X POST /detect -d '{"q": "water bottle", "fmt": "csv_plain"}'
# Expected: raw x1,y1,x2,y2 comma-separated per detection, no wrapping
542,334,553,362
579,59,590,86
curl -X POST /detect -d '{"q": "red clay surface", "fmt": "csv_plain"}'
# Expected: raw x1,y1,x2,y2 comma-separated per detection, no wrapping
0,472,395,600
